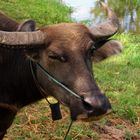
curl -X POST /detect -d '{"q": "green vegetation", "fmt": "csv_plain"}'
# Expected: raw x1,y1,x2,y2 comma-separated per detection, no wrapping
91,0,140,34
95,34,140,124
0,0,140,139
0,0,72,26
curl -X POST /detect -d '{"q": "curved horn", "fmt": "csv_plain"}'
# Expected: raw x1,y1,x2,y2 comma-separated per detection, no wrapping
0,30,46,48
90,1,119,40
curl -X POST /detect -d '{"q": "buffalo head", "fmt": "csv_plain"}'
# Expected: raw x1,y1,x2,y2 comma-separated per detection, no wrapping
0,2,122,121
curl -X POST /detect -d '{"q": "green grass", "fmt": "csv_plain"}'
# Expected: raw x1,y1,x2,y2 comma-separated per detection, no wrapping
0,0,140,139
94,33,140,124
6,102,98,140
0,0,72,26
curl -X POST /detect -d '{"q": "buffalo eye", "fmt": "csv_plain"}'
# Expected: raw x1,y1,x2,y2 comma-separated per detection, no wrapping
88,45,96,57
48,51,67,62
91,45,96,53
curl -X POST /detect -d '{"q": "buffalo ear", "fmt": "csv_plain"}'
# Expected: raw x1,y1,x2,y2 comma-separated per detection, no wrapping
17,20,39,61
17,20,36,31
92,40,123,63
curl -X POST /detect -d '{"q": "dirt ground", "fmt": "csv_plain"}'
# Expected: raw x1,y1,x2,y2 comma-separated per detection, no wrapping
92,118,140,140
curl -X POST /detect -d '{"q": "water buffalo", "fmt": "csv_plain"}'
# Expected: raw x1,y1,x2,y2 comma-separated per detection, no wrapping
0,2,122,139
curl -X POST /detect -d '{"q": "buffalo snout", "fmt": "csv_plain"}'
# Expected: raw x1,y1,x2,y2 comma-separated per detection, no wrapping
83,94,111,117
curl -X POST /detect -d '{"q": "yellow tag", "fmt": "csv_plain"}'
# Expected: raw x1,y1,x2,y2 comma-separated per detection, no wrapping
47,96,58,104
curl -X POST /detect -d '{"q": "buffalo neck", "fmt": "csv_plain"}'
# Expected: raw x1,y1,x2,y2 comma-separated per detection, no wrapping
0,48,43,108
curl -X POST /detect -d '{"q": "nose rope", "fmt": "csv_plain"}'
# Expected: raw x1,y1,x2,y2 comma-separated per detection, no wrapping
64,120,73,140
36,62,83,139
36,62,82,100
30,60,82,139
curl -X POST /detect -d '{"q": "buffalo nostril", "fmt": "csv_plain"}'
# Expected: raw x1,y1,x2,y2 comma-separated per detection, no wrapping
82,100,93,111
83,95,111,116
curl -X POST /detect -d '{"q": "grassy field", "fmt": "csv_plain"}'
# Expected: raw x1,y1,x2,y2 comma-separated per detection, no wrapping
0,0,72,26
95,34,140,124
0,0,140,140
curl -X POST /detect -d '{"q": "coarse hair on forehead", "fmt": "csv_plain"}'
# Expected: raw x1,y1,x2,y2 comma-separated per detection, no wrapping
44,23,89,32
41,23,92,43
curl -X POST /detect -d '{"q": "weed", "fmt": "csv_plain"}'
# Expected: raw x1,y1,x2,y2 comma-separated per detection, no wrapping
137,129,140,136
116,124,125,130
125,131,133,140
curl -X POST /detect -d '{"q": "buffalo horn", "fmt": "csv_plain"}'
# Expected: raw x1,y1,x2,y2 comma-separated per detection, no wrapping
90,1,119,40
0,30,45,48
